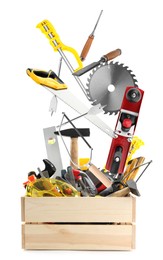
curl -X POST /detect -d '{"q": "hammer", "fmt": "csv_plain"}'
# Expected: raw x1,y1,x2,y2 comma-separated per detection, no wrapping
54,128,90,169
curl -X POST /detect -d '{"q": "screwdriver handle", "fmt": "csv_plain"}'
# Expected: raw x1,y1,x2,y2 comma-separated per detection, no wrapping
80,35,94,61
104,48,122,61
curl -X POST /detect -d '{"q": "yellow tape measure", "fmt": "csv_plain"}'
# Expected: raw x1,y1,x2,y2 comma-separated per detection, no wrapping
37,20,83,72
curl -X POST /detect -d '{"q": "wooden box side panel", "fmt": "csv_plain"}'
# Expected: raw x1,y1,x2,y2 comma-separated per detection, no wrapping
23,197,134,223
22,224,134,250
21,197,25,222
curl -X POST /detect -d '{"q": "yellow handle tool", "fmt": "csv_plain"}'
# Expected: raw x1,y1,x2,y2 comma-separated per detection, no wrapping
37,20,83,72
126,136,144,165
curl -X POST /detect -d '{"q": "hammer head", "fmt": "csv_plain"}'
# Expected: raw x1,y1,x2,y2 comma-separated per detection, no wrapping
126,179,140,196
54,128,90,138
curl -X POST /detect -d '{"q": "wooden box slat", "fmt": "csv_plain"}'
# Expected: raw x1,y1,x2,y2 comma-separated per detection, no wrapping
22,196,136,223
22,223,135,250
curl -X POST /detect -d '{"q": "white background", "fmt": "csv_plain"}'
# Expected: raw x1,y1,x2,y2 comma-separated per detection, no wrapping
0,0,163,258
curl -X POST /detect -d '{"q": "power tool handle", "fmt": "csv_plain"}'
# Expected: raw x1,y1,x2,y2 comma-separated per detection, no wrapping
104,48,122,61
80,35,94,61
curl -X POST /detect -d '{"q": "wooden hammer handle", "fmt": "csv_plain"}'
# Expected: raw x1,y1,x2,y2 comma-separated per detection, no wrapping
89,164,112,188
104,48,121,61
70,138,78,169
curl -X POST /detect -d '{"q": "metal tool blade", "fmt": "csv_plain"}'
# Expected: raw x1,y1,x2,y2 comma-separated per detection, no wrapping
73,60,100,76
49,95,58,115
46,87,115,138
86,62,138,114
91,10,103,36
43,126,63,176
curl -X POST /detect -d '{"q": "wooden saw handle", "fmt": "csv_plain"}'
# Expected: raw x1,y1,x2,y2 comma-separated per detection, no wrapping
104,48,122,61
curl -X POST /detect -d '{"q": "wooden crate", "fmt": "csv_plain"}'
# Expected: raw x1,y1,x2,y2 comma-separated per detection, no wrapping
21,196,136,250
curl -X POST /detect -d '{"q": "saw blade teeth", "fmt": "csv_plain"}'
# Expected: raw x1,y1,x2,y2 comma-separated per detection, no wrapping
87,96,92,101
86,83,90,88
92,67,97,72
92,100,99,106
123,66,128,70
91,100,97,106
85,61,139,114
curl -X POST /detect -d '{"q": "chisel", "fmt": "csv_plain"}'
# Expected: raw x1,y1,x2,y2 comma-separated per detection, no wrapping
80,10,103,61
73,49,121,76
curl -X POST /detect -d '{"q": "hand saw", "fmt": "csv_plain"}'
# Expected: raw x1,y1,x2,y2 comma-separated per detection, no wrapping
26,68,116,138
37,20,88,98
37,20,83,72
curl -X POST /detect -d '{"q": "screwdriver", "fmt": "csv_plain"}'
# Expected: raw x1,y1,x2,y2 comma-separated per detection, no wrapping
80,10,103,61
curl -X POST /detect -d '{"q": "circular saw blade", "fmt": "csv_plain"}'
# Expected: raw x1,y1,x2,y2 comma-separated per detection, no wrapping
86,62,138,114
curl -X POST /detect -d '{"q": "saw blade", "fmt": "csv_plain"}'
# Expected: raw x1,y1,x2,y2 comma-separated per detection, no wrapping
86,62,138,114
45,87,116,138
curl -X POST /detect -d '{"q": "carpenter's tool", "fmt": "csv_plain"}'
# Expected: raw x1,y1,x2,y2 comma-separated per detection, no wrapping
72,169,97,196
105,86,144,175
85,62,138,114
56,104,105,128
78,158,90,171
55,176,70,184
125,157,145,183
64,166,76,188
79,172,97,196
73,169,97,196
58,57,63,78
76,175,89,196
109,160,152,197
85,168,118,193
88,164,113,188
37,20,83,72
126,137,144,164
43,126,63,177
37,159,56,178
49,57,63,116
57,113,93,169
122,158,139,184
24,160,56,187
54,128,90,169
49,95,58,115
73,49,121,77
27,68,116,137
37,19,89,98
126,180,140,196
80,10,103,61
26,68,67,90
100,177,140,197
108,187,130,197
